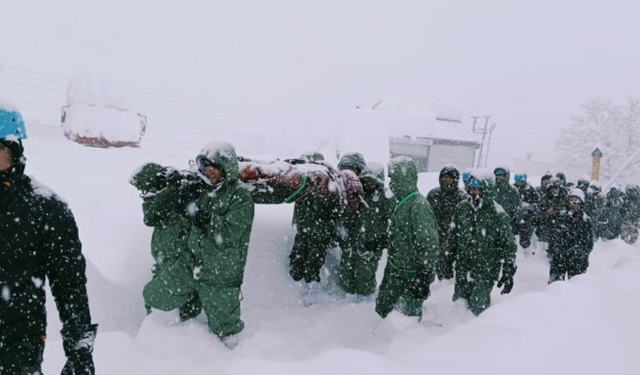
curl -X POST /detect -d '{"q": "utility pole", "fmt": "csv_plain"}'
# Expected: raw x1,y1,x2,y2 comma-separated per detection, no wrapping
483,123,498,168
471,115,491,168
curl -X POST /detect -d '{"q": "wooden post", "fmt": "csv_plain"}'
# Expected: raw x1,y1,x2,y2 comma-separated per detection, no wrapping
591,147,603,181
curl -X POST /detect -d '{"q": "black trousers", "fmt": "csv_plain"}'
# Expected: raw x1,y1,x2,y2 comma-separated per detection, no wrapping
0,318,45,375
289,228,334,283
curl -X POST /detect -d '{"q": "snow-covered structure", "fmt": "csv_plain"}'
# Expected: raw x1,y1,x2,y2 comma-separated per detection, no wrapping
61,71,146,147
359,98,482,173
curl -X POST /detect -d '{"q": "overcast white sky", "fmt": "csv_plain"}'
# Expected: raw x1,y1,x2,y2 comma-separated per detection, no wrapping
2,0,639,163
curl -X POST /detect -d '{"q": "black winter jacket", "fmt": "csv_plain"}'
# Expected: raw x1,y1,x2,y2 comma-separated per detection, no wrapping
0,175,91,337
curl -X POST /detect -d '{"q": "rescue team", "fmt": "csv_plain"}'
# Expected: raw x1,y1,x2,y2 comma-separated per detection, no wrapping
2,102,639,373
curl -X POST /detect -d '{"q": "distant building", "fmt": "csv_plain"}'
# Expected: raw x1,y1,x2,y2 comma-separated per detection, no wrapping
390,135,480,173
357,97,482,173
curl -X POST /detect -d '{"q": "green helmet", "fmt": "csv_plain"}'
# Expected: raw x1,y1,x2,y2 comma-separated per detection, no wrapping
130,163,165,192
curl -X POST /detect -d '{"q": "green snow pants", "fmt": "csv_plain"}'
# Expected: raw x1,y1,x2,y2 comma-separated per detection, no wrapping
143,259,244,339
453,273,495,316
339,244,382,296
375,265,428,319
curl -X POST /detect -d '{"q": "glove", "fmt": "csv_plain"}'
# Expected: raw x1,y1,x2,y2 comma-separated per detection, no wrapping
61,351,94,375
192,209,212,230
497,262,516,295
61,324,98,375
408,266,433,300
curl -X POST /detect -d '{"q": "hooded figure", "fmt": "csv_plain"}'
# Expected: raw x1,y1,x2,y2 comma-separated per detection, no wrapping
513,172,538,249
535,172,554,201
288,152,342,285
548,189,593,282
426,164,467,279
0,103,97,374
599,186,625,241
375,157,439,320
143,141,255,346
536,177,568,246
338,162,393,297
131,163,206,322
588,181,605,240
493,166,523,233
446,174,517,315
621,184,640,244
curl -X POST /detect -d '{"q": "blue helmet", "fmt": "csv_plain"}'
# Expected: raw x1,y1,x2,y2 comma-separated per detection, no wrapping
0,103,27,140
468,176,483,189
462,171,471,183
514,173,527,183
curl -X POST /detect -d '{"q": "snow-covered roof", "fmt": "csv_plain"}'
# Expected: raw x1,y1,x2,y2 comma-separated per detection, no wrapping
358,97,480,143
66,70,140,111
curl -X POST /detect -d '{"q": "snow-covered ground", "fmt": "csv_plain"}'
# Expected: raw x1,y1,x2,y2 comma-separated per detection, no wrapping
17,118,639,374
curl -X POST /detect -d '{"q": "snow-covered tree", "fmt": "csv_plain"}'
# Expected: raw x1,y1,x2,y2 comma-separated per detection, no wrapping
555,97,640,185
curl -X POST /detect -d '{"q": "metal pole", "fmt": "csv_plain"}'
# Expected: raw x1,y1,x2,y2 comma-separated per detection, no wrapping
483,123,498,168
476,116,490,168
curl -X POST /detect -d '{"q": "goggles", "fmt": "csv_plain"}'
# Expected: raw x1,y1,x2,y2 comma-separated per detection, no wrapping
196,156,221,175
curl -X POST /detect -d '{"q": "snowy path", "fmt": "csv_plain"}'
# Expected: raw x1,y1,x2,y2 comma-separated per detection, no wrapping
19,120,640,375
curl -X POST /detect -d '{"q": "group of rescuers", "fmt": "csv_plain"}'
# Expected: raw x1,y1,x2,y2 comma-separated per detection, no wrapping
128,139,639,348
5,95,638,373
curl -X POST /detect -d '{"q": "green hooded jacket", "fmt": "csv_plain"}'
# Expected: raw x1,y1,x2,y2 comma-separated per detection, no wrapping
493,166,523,230
447,177,517,283
188,142,255,287
131,163,195,270
337,152,367,175
291,153,341,235
340,163,393,251
386,157,439,272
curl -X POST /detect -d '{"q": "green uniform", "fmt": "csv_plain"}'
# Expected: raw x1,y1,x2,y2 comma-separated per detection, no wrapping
375,157,439,319
447,177,517,316
289,152,342,283
339,164,393,296
493,167,523,232
131,164,200,319
141,143,255,339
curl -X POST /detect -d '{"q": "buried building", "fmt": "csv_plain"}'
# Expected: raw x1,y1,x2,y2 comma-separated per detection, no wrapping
359,98,483,173
61,70,147,147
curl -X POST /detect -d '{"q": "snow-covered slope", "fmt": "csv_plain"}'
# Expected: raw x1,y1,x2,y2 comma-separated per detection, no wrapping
18,119,639,375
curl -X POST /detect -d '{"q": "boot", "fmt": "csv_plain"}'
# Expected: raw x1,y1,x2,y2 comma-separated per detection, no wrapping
179,293,202,322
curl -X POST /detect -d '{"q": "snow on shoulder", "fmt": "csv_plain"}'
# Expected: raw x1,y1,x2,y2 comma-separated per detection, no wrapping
493,201,506,214
29,177,63,202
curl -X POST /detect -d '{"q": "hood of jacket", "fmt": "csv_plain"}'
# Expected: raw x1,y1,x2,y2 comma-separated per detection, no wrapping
388,156,418,198
338,152,367,175
439,164,460,191
197,141,239,186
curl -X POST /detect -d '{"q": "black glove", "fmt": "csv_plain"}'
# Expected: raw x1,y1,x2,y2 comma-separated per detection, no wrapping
61,324,98,375
408,266,433,300
192,209,212,230
497,262,516,295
